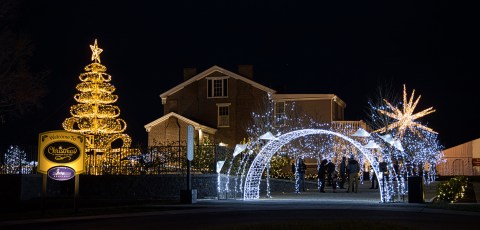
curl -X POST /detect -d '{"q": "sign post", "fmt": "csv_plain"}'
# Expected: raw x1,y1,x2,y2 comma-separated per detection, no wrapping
38,130,85,212
187,125,194,190
181,125,197,204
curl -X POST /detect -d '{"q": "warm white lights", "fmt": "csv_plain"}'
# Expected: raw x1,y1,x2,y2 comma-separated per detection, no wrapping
63,39,131,152
61,40,135,176
374,84,437,139
90,39,103,63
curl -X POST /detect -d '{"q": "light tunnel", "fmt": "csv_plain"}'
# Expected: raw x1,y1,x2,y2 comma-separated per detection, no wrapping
243,129,389,202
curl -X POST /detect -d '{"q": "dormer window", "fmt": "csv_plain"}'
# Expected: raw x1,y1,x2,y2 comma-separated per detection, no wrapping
207,77,228,98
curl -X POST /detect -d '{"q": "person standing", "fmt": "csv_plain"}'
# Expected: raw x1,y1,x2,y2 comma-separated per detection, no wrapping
299,159,307,192
369,166,379,189
347,156,360,193
393,160,400,181
339,156,347,189
318,159,327,193
295,158,306,193
326,160,335,186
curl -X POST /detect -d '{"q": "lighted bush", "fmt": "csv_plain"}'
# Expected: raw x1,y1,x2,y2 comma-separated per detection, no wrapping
435,176,468,203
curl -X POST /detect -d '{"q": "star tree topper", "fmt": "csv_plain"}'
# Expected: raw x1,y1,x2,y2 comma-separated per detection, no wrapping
374,84,437,139
90,39,103,63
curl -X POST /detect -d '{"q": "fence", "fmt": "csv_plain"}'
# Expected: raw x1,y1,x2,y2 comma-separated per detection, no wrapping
0,144,230,175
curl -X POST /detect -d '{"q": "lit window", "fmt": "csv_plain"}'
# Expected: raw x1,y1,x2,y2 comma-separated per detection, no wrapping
274,101,285,126
217,104,230,127
207,78,228,98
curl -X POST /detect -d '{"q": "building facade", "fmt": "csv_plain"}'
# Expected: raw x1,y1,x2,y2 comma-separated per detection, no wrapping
145,65,348,148
145,65,346,147
437,138,480,176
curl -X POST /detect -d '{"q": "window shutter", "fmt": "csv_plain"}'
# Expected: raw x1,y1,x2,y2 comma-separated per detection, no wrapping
223,79,228,96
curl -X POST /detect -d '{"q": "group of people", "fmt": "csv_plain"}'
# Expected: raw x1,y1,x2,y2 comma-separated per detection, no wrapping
292,155,380,193
317,156,361,193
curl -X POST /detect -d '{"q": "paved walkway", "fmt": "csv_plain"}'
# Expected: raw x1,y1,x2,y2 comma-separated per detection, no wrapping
224,180,439,203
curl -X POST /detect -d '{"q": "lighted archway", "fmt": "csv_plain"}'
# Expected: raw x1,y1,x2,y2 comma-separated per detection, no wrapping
243,129,389,202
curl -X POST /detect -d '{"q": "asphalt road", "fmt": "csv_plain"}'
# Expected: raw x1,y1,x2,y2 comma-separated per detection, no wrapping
2,182,479,230
3,197,480,230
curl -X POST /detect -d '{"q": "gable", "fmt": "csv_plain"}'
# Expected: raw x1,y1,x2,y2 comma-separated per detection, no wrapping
160,65,276,104
145,112,217,134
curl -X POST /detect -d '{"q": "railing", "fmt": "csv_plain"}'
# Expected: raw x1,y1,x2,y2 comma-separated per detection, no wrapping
0,144,223,175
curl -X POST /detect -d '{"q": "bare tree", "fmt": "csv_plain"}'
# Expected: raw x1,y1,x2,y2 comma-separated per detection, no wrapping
365,80,399,132
0,0,48,124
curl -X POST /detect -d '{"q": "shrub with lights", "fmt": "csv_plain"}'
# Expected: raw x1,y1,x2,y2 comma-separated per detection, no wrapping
436,176,469,203
1,145,36,174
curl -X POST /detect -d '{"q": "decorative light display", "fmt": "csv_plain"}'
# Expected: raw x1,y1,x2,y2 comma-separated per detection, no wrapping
90,39,103,63
242,129,386,201
217,84,442,203
364,140,380,149
352,128,371,137
373,84,436,139
62,39,133,174
436,176,468,203
2,145,35,174
216,160,226,197
224,144,247,195
370,84,443,187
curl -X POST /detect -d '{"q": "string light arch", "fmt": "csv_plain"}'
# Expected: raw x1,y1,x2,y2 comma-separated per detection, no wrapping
243,129,394,202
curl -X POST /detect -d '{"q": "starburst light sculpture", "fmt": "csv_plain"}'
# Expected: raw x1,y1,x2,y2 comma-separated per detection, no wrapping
373,84,436,139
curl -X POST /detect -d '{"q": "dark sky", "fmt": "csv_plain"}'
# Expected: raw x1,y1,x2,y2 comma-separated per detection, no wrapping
2,0,478,149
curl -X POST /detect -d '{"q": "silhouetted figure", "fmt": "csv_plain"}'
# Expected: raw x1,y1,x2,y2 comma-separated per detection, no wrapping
318,159,328,193
326,160,335,186
347,156,360,193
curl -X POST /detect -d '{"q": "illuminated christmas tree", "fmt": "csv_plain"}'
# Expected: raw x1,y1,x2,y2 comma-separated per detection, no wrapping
62,39,132,153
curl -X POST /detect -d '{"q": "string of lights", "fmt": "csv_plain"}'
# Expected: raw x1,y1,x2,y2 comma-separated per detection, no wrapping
62,39,134,175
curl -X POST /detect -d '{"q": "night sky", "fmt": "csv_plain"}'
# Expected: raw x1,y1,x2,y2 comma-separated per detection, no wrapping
2,0,478,149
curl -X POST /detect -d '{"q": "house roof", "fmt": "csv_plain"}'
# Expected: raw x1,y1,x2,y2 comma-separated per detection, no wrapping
273,94,347,107
144,112,217,134
160,65,277,103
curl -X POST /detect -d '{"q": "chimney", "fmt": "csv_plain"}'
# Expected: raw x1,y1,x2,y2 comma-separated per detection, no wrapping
183,67,197,81
237,65,253,79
